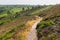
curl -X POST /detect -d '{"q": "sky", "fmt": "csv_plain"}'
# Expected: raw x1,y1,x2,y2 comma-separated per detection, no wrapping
0,0,60,5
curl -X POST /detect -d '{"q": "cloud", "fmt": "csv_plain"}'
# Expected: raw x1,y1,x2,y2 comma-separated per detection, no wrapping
0,0,60,5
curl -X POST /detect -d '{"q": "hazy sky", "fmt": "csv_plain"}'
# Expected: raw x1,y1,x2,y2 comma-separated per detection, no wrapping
0,0,60,5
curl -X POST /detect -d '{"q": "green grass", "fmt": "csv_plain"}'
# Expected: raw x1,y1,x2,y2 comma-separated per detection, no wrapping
24,7,32,10
10,8,22,14
0,22,25,40
37,20,55,29
24,7,28,10
0,29,15,40
31,6,52,15
0,7,32,18
0,11,7,18
10,7,32,14
0,19,11,25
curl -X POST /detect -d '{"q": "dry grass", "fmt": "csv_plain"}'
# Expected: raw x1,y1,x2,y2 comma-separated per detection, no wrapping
0,15,40,40
12,17,40,40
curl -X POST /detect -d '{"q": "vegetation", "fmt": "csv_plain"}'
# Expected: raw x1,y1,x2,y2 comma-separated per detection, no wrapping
37,20,54,29
1,5,60,40
37,5,60,40
0,5,49,40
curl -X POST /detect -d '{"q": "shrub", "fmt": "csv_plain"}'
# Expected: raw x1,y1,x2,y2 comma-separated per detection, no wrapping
37,20,55,29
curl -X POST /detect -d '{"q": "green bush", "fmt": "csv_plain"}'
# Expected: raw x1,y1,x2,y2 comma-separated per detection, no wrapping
37,20,55,29
0,29,15,40
0,19,11,25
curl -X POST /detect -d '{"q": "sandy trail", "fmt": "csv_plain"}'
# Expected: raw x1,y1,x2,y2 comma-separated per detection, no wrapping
26,17,42,40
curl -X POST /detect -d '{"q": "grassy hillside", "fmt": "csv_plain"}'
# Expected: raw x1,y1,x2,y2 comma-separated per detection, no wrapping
36,5,60,40
0,5,49,40
0,5,33,25
0,5,55,40
0,5,48,25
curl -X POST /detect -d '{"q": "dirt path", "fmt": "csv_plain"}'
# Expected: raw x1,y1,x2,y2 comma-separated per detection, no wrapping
26,17,42,40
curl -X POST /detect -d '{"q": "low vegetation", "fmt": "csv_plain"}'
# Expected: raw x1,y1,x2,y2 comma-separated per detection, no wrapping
1,5,60,40
37,5,60,40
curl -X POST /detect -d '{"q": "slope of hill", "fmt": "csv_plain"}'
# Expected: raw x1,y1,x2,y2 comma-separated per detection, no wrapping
0,5,47,40
0,5,46,25
36,5,60,40
0,5,53,40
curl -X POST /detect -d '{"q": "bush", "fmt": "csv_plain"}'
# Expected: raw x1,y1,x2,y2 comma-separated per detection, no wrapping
37,20,55,29
0,29,15,40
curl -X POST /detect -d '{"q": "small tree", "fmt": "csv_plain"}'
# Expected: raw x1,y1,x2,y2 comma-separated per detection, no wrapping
7,11,13,20
22,7,24,11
